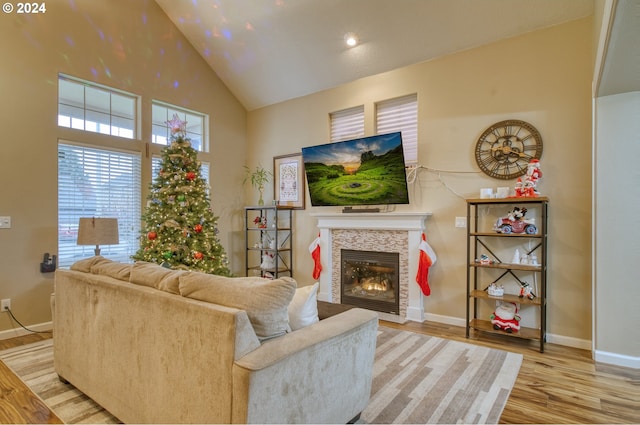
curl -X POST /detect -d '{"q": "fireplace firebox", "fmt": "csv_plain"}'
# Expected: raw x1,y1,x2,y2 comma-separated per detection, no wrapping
341,249,400,315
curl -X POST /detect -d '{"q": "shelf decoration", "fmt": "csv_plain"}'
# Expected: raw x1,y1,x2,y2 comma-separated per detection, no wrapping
487,283,504,297
519,282,536,300
260,253,276,270
477,254,494,265
493,207,537,234
253,216,267,228
515,159,543,198
244,164,272,206
490,302,521,333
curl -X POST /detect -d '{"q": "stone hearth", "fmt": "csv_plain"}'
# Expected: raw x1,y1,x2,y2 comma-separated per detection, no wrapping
312,212,431,323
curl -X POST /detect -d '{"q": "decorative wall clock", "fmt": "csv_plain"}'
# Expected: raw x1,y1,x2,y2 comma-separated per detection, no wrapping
475,119,543,179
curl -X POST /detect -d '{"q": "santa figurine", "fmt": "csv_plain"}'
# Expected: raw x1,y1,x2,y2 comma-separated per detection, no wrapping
490,302,521,333
514,178,526,197
523,179,536,197
527,159,542,182
524,159,542,196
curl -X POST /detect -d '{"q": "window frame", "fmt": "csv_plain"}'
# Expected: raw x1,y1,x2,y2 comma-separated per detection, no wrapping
151,100,209,152
57,74,140,140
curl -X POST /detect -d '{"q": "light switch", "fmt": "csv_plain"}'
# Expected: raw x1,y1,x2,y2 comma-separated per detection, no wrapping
0,216,11,229
455,217,466,228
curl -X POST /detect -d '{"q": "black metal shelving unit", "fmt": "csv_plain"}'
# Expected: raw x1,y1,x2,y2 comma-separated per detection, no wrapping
466,197,548,352
245,206,293,279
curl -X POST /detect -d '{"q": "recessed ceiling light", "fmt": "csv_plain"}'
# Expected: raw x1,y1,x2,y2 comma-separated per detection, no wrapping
344,32,358,47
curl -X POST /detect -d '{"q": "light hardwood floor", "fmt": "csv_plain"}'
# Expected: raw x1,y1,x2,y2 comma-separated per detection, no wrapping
0,323,638,424
0,333,62,424
382,320,640,424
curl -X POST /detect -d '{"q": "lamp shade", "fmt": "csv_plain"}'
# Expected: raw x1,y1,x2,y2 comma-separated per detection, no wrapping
77,217,119,246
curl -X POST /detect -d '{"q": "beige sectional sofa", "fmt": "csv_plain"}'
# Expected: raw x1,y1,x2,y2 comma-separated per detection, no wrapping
53,257,378,424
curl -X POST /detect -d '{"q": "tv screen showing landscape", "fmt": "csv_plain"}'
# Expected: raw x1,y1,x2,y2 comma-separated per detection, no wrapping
301,132,410,207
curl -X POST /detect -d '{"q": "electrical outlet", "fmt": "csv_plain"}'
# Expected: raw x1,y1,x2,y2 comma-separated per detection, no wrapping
455,217,467,228
0,216,10,229
1,299,11,312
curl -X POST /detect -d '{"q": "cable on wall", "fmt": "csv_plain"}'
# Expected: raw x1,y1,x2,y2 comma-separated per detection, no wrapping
406,164,481,200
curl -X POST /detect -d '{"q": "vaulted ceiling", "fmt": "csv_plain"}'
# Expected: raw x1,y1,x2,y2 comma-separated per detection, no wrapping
154,0,637,111
596,0,640,97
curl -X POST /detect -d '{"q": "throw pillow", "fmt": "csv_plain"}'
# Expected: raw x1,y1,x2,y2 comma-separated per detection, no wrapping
288,282,319,331
129,262,185,295
178,273,296,341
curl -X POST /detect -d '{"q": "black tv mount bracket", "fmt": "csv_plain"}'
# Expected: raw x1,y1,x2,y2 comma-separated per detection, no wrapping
342,206,381,213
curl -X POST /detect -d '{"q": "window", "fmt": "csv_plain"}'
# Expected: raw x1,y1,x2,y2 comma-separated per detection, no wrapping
152,101,207,152
376,94,418,165
58,143,141,267
330,105,365,142
58,75,138,139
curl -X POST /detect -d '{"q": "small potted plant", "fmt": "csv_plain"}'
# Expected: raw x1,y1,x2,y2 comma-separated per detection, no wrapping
243,164,272,205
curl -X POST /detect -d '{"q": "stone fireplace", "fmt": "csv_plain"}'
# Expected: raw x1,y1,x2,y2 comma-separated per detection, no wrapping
312,212,431,323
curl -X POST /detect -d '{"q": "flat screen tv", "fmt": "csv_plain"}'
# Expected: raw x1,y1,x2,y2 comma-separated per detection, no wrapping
301,132,410,209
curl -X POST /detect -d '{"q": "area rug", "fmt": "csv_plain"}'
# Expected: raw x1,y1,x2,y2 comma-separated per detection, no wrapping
0,327,522,424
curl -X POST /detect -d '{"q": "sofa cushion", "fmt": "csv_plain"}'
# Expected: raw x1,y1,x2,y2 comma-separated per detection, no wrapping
288,282,319,331
129,262,185,295
179,273,296,341
91,261,132,281
70,256,112,273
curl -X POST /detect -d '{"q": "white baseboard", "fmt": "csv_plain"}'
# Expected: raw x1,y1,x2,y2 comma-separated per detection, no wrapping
594,350,640,369
545,332,591,350
0,321,53,341
423,312,466,327
423,313,593,351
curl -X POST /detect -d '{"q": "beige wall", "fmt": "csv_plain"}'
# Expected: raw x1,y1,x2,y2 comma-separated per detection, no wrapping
0,2,599,350
248,18,594,346
595,92,640,364
0,0,247,334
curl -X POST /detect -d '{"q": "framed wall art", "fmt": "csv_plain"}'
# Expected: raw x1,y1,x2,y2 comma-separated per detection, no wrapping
273,153,305,209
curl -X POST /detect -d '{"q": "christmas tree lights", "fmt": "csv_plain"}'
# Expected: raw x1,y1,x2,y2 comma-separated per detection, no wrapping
132,114,231,276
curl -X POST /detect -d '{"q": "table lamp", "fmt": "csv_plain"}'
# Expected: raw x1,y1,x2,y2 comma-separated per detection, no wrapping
77,217,119,256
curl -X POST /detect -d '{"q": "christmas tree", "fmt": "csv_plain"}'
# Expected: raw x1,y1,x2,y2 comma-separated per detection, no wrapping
132,115,231,276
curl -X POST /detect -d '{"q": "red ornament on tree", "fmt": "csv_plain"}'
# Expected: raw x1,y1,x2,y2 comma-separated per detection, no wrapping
148,231,157,240
194,224,203,233
186,171,196,181
193,251,203,260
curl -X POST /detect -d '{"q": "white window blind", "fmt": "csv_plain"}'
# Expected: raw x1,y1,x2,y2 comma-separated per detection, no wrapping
330,105,365,142
376,94,418,165
152,101,208,152
58,143,141,267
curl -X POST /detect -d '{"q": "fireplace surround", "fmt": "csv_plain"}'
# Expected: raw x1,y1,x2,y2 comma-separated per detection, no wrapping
312,212,431,323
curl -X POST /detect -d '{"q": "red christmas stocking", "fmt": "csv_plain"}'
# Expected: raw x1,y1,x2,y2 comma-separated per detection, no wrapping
416,233,437,296
309,234,322,280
